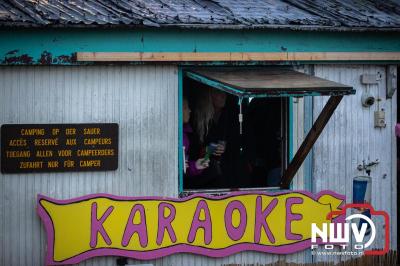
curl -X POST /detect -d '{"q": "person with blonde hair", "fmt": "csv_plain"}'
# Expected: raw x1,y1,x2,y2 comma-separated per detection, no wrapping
192,88,226,154
183,97,209,176
188,87,240,189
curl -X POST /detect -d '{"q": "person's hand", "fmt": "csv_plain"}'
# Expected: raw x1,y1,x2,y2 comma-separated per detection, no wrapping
185,160,189,170
213,143,225,156
195,158,210,170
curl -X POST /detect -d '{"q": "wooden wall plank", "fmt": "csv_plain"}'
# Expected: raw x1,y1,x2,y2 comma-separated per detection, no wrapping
77,52,400,62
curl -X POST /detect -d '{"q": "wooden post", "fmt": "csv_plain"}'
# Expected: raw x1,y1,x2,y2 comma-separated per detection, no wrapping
280,95,343,189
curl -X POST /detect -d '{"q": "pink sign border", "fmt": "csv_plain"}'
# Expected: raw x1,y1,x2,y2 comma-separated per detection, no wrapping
37,190,345,265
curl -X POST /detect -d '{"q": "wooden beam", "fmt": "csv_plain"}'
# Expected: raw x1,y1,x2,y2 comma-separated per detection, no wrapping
77,52,400,62
280,95,343,189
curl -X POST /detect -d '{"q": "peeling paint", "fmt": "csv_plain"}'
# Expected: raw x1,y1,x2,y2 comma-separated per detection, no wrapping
4,54,33,64
1,50,76,65
5,49,19,55
55,53,77,64
1,27,399,65
39,51,52,65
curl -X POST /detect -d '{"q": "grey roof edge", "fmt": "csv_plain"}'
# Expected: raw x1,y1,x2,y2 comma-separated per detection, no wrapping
1,22,400,32
163,24,400,32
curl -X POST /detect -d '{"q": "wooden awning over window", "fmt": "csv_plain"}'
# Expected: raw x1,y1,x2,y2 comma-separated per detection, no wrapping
186,68,355,97
185,67,355,189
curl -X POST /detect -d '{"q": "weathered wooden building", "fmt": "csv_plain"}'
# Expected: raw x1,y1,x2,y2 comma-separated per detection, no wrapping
0,1,399,265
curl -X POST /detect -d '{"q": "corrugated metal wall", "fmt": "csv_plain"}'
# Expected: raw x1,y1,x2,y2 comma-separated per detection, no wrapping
0,65,179,266
312,65,397,263
0,65,396,265
0,66,301,266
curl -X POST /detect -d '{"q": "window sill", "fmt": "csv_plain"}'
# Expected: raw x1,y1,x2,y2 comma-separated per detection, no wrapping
179,186,284,198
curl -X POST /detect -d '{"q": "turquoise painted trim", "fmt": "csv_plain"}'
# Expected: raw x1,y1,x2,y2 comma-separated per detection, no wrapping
289,97,294,162
186,71,355,97
185,71,244,96
288,97,294,190
1,28,400,64
303,96,313,264
249,92,324,97
179,60,400,66
178,67,184,194
303,96,314,193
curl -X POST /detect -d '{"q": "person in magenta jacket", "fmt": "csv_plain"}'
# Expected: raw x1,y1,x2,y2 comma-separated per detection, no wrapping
183,97,209,176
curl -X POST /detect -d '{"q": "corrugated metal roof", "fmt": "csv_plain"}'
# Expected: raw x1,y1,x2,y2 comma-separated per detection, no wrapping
0,0,400,31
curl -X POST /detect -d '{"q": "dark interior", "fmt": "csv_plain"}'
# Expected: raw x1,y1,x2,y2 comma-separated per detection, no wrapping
183,77,285,190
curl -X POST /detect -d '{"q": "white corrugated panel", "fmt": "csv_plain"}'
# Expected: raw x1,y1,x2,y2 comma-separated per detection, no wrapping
283,66,310,264
0,66,178,266
5,65,393,265
0,65,296,266
312,65,397,263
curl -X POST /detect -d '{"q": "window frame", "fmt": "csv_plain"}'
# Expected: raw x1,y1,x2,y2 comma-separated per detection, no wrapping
178,66,352,196
178,67,294,195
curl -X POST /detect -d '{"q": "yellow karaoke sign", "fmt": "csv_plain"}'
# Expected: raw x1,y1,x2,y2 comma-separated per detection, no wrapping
37,191,345,265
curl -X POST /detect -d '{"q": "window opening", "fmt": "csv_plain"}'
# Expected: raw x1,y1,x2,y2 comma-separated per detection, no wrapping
182,77,288,191
180,67,354,193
